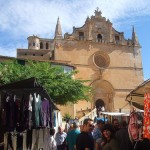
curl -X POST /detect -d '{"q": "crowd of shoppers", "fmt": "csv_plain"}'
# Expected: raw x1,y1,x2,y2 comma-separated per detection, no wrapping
45,117,150,150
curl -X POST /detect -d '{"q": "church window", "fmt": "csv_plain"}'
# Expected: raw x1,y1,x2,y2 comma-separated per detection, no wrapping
63,66,73,73
51,64,73,73
33,43,35,46
94,55,106,68
115,35,120,44
46,43,49,49
93,52,110,69
115,35,119,40
97,34,102,42
79,32,84,40
40,42,43,49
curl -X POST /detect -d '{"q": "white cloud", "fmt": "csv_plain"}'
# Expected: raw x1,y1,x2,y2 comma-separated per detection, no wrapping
0,0,150,57
0,0,150,38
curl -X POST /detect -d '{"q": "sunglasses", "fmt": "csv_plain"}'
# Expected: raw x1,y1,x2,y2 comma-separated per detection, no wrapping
88,124,94,128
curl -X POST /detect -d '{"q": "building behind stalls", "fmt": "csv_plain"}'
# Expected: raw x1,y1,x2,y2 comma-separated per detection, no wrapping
17,9,144,118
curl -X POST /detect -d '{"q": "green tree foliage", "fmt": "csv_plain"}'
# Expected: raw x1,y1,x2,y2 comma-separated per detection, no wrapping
0,60,91,105
63,112,73,121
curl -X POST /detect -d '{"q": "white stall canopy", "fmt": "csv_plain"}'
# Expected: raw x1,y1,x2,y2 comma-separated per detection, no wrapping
126,79,150,110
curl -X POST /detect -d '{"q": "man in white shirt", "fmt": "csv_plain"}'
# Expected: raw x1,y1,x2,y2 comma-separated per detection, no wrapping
55,126,67,150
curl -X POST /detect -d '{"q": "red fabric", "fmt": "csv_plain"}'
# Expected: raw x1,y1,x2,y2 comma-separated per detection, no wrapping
143,93,150,139
128,111,139,142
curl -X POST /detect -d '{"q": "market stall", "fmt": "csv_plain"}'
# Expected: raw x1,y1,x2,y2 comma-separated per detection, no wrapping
100,111,129,124
0,77,61,150
126,78,150,110
126,79,150,141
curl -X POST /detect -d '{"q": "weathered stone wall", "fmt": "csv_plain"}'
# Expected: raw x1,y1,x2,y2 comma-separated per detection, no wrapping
54,40,143,117
15,10,144,118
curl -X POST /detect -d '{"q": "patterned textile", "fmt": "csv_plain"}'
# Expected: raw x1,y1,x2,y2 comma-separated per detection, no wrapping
128,111,139,143
143,93,150,139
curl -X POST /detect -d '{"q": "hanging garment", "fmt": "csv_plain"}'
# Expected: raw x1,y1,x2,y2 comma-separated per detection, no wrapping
4,132,8,150
53,111,57,127
57,112,62,127
17,133,23,150
41,98,50,127
1,108,6,126
7,132,14,150
20,93,30,130
38,128,44,149
128,111,139,143
28,94,33,129
5,95,16,131
49,101,52,128
143,93,150,139
26,129,32,150
31,129,39,150
32,93,42,128
22,130,27,150
14,98,21,128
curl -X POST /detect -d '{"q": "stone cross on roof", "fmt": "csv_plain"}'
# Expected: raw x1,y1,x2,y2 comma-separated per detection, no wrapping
95,7,102,17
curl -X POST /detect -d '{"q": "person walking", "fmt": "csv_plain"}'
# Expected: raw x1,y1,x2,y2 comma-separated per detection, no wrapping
44,128,57,150
76,118,94,150
66,122,80,150
65,120,70,133
55,126,67,150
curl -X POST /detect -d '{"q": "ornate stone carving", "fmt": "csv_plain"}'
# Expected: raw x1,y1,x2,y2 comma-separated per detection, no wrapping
55,43,62,48
94,7,102,18
88,44,93,51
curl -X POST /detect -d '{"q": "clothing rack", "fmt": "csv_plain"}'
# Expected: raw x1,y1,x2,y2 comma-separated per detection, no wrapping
0,78,60,150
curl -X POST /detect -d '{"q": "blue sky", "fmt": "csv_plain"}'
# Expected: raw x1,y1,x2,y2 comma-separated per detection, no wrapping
0,0,150,80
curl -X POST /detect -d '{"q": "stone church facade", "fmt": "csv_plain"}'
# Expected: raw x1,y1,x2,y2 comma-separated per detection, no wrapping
17,9,143,118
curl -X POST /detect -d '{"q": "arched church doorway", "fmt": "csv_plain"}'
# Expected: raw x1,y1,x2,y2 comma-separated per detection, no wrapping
91,80,114,112
95,99,105,117
95,99,104,109
97,34,102,42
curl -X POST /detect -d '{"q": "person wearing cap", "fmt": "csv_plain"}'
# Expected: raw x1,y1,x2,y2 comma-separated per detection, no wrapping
66,122,80,150
76,118,94,150
101,124,119,150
